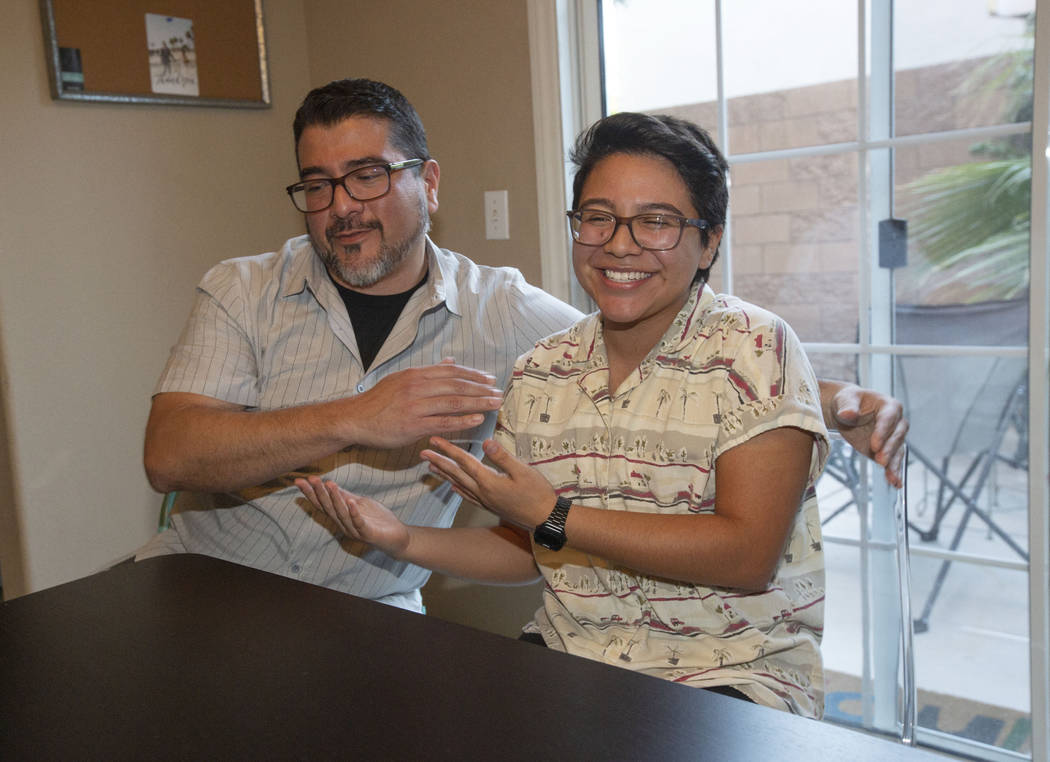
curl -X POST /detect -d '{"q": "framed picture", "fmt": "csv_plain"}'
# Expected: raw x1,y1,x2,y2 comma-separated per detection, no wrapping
40,0,271,108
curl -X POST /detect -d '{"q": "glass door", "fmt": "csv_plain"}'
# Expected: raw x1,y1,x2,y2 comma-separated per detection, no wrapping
543,0,1049,758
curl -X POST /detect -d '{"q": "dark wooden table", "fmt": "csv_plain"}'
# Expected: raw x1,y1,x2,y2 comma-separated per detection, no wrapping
1,554,942,760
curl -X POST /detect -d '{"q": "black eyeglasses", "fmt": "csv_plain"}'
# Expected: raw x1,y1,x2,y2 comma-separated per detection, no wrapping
286,159,425,213
566,209,710,251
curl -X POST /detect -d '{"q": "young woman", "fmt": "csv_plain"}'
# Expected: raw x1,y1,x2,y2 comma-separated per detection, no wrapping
297,113,829,717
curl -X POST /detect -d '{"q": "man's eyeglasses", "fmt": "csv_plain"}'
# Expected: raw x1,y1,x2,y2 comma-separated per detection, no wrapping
566,209,710,251
286,159,424,213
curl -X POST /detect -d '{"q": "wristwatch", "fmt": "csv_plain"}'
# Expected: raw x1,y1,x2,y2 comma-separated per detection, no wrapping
533,496,572,551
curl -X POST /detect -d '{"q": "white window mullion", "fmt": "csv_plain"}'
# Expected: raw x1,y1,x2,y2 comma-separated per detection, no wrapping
714,0,733,294
863,0,902,736
856,0,874,397
1026,3,1050,760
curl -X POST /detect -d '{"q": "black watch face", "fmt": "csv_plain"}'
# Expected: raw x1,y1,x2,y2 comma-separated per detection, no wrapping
534,523,566,551
535,496,570,551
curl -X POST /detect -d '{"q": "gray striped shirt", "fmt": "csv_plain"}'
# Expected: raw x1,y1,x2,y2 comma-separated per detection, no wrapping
139,235,582,608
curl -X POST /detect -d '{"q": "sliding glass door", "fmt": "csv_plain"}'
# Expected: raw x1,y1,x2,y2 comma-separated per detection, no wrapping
538,1,1049,758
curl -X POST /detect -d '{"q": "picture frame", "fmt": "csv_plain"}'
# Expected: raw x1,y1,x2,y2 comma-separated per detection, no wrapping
40,0,271,108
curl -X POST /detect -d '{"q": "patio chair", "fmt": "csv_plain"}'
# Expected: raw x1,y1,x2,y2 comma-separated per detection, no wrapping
893,299,1029,634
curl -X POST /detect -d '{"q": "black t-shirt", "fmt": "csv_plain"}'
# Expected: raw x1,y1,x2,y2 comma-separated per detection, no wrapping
334,272,428,371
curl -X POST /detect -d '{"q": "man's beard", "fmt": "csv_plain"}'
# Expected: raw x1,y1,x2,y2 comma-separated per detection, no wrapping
314,196,429,289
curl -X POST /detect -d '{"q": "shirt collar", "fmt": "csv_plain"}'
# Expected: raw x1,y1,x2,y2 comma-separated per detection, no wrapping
571,282,714,399
423,237,462,317
576,281,715,365
281,234,460,317
280,235,328,300
658,281,715,355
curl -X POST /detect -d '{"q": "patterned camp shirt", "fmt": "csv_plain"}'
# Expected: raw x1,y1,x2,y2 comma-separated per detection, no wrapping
497,283,830,717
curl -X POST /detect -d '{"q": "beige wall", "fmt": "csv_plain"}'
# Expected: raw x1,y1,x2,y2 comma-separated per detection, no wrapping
0,0,311,596
0,0,545,635
302,0,543,283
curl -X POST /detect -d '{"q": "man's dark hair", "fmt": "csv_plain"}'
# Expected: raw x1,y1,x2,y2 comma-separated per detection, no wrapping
569,112,729,282
293,78,430,163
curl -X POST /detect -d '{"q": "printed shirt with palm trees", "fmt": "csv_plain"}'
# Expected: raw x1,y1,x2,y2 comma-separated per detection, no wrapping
497,283,830,717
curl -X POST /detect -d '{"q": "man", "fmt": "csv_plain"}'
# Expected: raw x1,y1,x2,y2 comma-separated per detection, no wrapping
140,78,906,611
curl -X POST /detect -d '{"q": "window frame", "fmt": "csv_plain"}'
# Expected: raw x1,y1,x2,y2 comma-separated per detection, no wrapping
529,1,1050,758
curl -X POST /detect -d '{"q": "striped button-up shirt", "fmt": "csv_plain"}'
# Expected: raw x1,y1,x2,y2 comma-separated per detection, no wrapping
141,235,581,608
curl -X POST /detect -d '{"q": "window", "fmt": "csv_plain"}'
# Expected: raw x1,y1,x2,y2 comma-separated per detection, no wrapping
530,1,1049,759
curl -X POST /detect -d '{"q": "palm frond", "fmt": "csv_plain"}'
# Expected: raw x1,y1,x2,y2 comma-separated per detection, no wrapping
901,159,1030,269
910,227,1030,302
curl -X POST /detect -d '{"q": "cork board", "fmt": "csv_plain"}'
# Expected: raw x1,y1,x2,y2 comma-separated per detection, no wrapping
41,0,270,107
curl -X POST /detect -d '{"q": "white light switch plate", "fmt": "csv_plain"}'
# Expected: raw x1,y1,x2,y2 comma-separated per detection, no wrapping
484,190,509,240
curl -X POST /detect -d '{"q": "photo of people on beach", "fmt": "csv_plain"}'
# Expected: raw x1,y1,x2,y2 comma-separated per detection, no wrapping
146,14,198,96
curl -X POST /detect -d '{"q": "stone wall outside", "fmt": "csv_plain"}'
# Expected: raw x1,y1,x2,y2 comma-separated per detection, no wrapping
653,58,1005,380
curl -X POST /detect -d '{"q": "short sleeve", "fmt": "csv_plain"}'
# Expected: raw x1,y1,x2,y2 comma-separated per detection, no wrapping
154,271,260,407
506,280,583,360
493,352,529,454
713,312,829,473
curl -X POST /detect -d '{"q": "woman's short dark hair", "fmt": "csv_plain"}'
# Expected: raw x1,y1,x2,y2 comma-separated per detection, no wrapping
569,112,729,282
293,78,430,163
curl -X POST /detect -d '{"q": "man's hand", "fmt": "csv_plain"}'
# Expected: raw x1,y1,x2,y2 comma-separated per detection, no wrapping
825,383,909,488
144,359,504,494
295,476,410,557
346,359,505,449
420,436,557,529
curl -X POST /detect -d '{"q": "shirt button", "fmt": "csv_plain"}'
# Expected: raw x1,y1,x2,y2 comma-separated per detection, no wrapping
356,384,365,393
290,563,302,573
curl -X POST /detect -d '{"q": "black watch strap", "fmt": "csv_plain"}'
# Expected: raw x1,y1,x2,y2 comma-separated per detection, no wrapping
533,496,572,551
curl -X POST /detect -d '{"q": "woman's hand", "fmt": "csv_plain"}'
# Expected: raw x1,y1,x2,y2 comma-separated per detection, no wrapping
420,437,557,529
294,476,410,557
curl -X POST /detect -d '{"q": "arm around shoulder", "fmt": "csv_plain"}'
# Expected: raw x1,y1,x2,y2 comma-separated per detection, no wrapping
816,378,908,487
